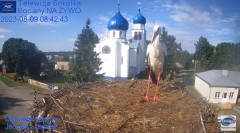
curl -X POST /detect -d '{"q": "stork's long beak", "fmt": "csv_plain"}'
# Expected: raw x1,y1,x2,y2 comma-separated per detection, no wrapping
151,28,159,43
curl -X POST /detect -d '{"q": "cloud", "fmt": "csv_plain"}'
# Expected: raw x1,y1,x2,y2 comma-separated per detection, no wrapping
210,5,223,15
161,2,213,24
0,35,7,39
98,16,109,23
205,28,232,35
0,27,12,33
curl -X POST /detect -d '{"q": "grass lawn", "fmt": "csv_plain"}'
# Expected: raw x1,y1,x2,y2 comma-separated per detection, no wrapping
0,74,45,93
0,75,20,87
39,75,71,88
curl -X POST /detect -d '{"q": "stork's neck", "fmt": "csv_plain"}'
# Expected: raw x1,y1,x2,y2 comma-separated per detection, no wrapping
152,34,160,47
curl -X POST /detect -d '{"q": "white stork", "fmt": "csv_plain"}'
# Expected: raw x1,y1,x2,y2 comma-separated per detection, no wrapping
145,25,168,101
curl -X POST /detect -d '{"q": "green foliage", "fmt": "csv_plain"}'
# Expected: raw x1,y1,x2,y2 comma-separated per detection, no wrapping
161,27,181,80
28,51,46,78
214,42,240,71
71,19,103,82
0,74,21,87
1,38,45,79
194,36,215,72
194,36,240,71
176,50,193,69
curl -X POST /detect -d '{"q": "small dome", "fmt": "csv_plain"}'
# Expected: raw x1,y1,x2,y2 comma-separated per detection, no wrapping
133,11,146,24
107,11,129,31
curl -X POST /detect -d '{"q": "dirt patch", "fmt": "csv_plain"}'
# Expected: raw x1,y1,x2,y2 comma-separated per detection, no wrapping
34,80,218,133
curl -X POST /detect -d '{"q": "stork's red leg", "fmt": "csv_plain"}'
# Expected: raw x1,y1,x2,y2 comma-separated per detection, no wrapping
153,72,161,101
145,69,151,100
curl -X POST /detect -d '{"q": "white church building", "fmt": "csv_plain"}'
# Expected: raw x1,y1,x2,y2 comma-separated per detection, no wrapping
95,5,147,79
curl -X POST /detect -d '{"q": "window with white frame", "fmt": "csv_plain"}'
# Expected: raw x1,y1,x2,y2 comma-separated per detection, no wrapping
222,93,227,98
215,92,220,98
229,92,234,99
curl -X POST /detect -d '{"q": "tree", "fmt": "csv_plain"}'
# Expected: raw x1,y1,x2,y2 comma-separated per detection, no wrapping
161,27,181,80
28,51,46,78
214,42,240,70
176,50,193,69
1,38,44,80
71,19,102,82
194,36,215,72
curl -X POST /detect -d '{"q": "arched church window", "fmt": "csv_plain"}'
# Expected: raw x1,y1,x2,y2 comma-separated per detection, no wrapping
138,32,142,40
113,31,115,37
102,45,111,54
134,32,138,40
119,31,122,38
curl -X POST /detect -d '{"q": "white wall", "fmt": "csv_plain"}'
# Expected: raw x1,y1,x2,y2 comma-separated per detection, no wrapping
121,43,129,78
95,39,117,77
195,76,239,104
209,87,238,104
132,24,146,72
129,48,137,67
194,76,211,101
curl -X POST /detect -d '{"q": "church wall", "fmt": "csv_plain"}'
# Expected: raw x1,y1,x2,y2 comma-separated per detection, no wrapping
108,30,126,40
132,24,146,72
129,48,137,67
120,43,129,78
95,40,118,78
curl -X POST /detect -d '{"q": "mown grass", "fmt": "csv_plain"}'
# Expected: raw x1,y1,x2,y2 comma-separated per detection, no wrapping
38,75,71,88
0,75,20,87
21,83,45,93
0,74,44,93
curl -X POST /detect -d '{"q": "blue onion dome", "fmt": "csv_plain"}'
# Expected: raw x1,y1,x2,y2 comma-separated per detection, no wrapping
133,11,146,24
107,11,129,31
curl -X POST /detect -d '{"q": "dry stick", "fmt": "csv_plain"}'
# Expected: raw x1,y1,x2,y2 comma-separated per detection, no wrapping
200,112,207,133
49,95,65,111
116,115,136,132
129,79,139,88
62,115,67,133
65,97,81,117
53,130,62,133
49,95,67,132
65,120,85,127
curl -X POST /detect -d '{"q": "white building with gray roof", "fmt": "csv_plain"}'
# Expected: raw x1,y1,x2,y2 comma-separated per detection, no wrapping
194,70,240,104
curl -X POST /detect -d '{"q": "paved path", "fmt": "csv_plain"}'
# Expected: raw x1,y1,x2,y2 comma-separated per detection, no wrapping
0,81,50,131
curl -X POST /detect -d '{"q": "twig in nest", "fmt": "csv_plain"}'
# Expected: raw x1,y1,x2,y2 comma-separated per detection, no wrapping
200,112,207,133
62,116,67,133
65,120,84,127
116,114,136,131
49,95,65,111
129,79,139,88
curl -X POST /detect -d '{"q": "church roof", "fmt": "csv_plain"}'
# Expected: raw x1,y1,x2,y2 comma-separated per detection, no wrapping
133,11,146,24
107,10,129,31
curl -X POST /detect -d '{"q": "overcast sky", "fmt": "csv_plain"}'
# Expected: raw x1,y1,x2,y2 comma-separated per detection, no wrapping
0,0,239,53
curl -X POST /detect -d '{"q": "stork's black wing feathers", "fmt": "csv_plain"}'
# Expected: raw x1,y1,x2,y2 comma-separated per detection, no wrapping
150,70,158,84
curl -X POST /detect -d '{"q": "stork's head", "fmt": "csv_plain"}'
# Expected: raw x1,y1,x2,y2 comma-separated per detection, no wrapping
151,25,161,43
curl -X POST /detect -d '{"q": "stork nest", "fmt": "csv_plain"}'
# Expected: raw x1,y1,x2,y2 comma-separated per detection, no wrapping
32,80,219,133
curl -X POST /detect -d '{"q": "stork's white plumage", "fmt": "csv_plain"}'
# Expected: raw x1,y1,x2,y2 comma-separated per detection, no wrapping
145,25,168,101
